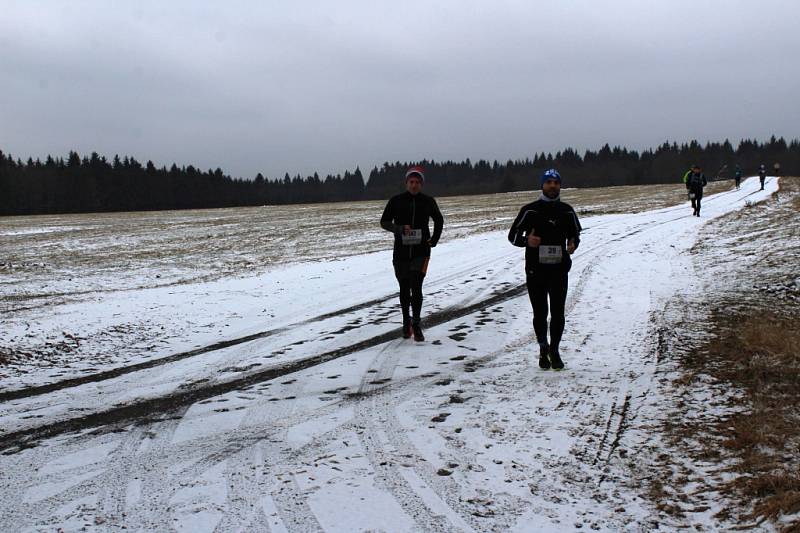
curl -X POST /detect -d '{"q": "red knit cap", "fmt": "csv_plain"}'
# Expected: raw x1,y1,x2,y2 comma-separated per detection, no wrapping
405,166,425,182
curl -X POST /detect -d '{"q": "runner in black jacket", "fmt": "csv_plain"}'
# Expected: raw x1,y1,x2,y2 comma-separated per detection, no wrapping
508,169,581,370
380,166,444,341
685,164,708,217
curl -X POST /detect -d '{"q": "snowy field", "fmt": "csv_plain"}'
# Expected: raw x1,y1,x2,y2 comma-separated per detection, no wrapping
0,177,779,532
0,181,728,384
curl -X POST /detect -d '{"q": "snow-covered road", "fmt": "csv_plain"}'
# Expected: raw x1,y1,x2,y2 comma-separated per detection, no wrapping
0,177,779,532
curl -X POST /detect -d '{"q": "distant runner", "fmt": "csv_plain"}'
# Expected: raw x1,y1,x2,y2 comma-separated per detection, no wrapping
773,162,781,177
759,164,767,190
685,164,707,217
734,165,742,190
508,169,581,370
380,166,444,342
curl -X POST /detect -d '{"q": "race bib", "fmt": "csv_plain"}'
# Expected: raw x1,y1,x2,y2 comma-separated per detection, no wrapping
539,245,563,264
402,229,422,245
688,192,696,199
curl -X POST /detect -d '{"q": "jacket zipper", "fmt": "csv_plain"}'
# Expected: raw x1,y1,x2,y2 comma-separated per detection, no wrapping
410,197,416,259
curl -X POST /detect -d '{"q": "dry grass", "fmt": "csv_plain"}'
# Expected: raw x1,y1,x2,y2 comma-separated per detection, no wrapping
660,312,800,530
704,314,800,525
654,177,800,531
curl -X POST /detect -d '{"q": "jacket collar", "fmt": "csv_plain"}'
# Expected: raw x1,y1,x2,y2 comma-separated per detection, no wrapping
538,193,560,202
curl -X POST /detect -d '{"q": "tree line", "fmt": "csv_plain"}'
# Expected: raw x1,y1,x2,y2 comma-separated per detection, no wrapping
1,136,797,216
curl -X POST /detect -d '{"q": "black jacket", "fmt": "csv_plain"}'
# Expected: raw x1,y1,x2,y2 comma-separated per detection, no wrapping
686,172,707,193
508,197,581,273
381,192,444,261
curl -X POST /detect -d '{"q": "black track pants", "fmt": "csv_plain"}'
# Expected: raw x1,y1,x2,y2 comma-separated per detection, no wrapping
690,190,703,214
527,270,569,351
394,257,429,323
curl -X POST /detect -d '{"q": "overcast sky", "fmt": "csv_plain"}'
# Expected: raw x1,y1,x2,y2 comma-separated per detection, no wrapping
1,0,798,179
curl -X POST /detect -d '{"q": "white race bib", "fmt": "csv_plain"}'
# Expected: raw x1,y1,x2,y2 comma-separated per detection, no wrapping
402,229,422,245
539,245,563,264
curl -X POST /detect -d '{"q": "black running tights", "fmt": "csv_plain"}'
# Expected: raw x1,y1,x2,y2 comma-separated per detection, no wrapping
527,271,569,351
691,192,703,213
398,272,425,323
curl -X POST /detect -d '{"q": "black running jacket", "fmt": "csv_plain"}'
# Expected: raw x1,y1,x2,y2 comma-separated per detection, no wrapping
508,198,582,273
381,192,444,261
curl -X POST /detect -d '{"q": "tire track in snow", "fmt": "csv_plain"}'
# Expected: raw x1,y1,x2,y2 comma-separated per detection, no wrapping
1,248,522,404
96,424,150,528
0,296,391,403
0,283,531,452
0,419,175,530
212,378,315,532
117,413,190,530
5,392,330,530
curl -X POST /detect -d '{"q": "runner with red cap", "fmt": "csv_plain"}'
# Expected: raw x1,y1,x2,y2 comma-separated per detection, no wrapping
380,166,444,341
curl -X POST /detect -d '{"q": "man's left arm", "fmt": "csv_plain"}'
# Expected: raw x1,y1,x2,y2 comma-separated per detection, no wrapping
429,198,444,246
567,208,581,254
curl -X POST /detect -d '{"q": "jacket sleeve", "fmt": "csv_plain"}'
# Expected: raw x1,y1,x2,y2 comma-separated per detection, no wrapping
568,207,582,249
508,206,529,247
429,197,444,246
380,197,401,234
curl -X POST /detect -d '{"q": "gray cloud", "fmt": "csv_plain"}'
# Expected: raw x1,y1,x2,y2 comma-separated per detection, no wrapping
1,0,798,179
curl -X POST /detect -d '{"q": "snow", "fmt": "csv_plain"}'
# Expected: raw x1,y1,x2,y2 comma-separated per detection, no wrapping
0,176,783,531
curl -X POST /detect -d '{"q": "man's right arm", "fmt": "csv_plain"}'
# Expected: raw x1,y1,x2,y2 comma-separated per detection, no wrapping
380,197,401,234
508,206,529,247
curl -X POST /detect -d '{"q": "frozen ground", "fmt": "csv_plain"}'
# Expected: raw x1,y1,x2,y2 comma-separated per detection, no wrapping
0,177,779,532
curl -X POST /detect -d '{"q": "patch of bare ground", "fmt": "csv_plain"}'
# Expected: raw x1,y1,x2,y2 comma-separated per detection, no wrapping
655,177,800,531
694,313,800,531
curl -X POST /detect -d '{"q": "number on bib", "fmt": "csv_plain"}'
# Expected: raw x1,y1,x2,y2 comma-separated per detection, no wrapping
402,229,423,245
539,245,563,264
